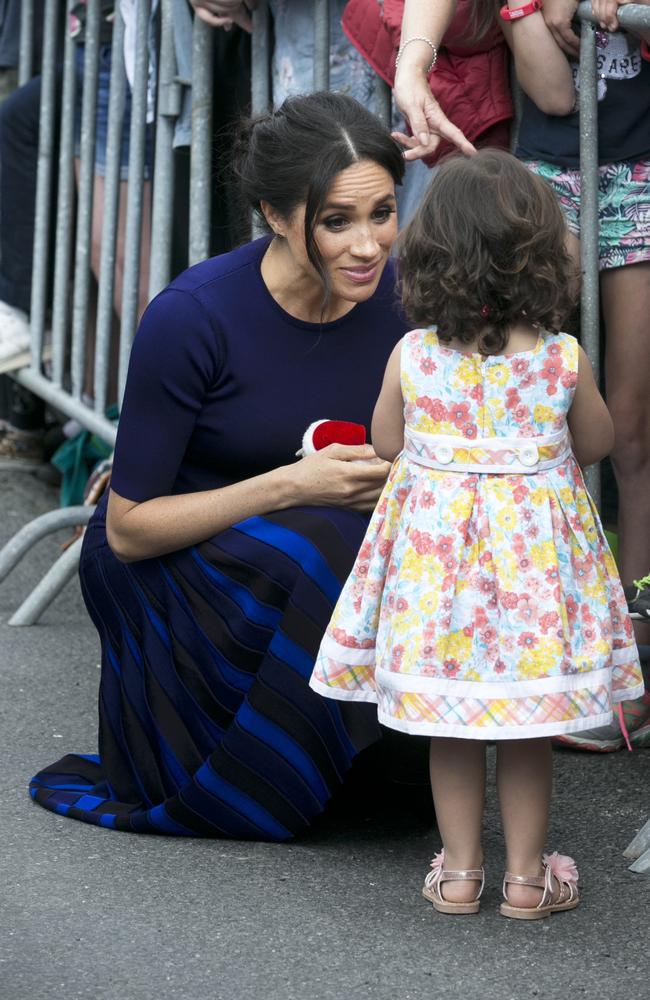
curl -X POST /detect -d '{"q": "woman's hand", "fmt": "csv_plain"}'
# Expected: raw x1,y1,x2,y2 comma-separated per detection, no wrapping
190,0,256,32
392,58,476,160
542,0,580,56
290,444,391,512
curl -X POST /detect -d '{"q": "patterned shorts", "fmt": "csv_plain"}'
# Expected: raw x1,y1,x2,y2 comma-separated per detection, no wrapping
524,158,650,271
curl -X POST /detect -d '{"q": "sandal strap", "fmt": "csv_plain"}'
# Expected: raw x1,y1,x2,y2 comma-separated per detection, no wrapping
425,861,485,902
503,871,546,888
440,868,484,882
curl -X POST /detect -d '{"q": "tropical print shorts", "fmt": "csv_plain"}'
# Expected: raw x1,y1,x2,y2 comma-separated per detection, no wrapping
524,158,650,271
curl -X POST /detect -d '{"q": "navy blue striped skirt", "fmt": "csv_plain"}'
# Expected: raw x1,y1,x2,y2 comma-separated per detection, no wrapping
29,496,381,839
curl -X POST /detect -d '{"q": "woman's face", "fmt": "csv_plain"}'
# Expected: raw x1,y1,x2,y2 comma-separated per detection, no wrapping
273,159,398,306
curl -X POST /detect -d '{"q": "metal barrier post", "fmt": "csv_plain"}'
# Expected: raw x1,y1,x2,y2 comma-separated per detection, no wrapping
188,16,214,266
148,0,179,299
374,78,392,128
118,0,152,403
50,14,77,389
578,13,600,503
18,0,34,86
70,0,101,399
28,1,59,372
93,8,127,416
251,1,271,114
313,0,330,91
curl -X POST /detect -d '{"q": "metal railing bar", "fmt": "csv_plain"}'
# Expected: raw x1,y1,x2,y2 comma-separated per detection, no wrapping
12,367,117,444
577,1,650,28
117,0,152,403
93,8,127,416
313,0,330,92
70,0,101,399
578,15,600,504
188,16,214,266
148,0,178,299
50,18,77,389
374,77,392,128
18,0,34,86
251,1,270,115
28,0,59,373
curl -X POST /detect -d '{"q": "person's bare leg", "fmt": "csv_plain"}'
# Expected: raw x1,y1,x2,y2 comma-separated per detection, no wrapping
115,177,152,321
496,738,553,908
601,262,650,644
428,737,486,903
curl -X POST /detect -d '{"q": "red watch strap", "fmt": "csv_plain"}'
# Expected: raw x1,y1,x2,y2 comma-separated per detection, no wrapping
500,0,543,21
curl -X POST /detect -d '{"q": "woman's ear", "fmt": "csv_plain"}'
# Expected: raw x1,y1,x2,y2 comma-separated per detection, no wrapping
259,200,285,237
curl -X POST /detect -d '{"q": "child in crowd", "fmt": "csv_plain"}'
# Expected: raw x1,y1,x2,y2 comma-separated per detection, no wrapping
502,0,650,648
310,151,644,918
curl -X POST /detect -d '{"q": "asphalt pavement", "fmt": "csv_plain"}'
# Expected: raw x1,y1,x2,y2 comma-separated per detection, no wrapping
1,465,648,1000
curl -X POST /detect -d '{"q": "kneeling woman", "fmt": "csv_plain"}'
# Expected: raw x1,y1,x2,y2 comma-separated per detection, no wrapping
30,93,409,839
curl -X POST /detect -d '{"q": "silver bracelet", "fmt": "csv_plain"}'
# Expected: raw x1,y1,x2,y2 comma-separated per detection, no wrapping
395,36,438,75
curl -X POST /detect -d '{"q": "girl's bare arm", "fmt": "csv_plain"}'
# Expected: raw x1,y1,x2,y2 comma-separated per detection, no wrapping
567,346,615,468
371,341,406,462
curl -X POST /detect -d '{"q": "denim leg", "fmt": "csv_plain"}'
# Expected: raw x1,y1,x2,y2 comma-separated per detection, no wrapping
0,74,42,312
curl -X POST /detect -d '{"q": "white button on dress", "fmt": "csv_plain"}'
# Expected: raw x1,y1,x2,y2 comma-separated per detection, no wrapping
520,444,539,467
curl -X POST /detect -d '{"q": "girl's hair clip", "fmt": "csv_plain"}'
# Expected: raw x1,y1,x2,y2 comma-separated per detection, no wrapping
480,304,491,319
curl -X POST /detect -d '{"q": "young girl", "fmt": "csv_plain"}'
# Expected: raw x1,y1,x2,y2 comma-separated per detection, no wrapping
309,150,644,919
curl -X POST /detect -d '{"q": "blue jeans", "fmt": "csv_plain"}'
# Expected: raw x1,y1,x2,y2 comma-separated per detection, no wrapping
73,43,154,180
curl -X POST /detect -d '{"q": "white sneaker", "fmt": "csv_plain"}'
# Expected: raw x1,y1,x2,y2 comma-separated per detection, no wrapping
0,303,31,371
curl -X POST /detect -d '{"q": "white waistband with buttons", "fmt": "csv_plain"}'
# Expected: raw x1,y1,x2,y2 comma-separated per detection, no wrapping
403,427,571,475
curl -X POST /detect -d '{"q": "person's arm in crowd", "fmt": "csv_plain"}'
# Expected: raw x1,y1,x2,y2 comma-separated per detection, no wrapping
542,0,580,55
500,1,576,115
391,0,477,160
189,0,256,32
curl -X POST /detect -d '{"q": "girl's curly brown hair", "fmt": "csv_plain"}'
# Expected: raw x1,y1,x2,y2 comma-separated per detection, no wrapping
398,150,578,355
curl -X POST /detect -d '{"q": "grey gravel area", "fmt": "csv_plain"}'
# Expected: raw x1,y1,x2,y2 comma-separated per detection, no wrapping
1,467,648,1000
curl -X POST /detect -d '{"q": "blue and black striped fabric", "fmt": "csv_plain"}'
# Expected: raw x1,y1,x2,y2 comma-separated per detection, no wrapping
30,498,380,839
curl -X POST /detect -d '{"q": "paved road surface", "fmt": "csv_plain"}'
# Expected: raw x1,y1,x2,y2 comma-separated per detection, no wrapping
1,468,647,1000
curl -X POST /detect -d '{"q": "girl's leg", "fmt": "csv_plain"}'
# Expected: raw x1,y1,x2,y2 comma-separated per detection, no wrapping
601,262,650,641
428,737,486,903
496,738,553,908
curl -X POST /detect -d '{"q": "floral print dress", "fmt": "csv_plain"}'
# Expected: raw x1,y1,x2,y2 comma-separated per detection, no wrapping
310,328,644,739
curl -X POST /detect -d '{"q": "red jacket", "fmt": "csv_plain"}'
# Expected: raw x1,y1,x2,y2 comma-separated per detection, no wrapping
342,0,512,164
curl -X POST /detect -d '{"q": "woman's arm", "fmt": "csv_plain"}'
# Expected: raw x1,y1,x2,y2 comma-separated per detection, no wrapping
189,0,256,32
499,2,576,115
107,444,391,562
371,341,405,462
567,346,615,468
392,0,476,160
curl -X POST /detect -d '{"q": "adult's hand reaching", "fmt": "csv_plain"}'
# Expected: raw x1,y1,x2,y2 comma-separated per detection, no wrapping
190,0,256,33
392,56,476,160
542,0,580,56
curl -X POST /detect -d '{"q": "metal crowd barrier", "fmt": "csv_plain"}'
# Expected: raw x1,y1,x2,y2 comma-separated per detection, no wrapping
2,1,649,633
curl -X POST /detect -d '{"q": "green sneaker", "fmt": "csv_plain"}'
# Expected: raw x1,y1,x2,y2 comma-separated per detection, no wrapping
624,574,650,621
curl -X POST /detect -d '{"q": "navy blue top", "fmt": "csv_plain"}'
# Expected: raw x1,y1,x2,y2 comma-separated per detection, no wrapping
111,237,410,502
517,32,650,168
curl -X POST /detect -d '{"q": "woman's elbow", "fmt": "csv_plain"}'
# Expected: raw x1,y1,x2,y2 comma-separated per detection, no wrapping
536,91,576,117
106,521,139,563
